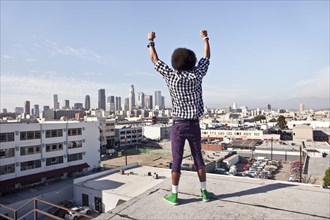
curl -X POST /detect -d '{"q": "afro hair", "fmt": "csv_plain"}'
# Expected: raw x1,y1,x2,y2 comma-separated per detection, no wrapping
171,48,197,71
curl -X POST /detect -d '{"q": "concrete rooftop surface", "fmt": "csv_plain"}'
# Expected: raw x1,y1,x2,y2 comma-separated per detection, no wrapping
96,170,330,220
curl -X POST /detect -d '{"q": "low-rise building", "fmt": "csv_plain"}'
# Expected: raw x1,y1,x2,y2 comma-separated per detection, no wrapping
72,164,171,213
142,124,170,141
0,120,100,195
115,124,143,147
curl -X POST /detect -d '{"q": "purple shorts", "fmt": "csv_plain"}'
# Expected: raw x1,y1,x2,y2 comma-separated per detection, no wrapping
170,121,205,172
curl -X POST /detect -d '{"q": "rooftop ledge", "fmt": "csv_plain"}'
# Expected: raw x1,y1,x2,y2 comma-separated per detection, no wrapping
96,169,330,220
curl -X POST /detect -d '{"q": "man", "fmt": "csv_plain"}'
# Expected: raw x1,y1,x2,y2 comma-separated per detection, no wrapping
147,30,211,205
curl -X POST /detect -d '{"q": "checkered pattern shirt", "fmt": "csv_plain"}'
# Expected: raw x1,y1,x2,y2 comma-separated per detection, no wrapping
155,58,210,119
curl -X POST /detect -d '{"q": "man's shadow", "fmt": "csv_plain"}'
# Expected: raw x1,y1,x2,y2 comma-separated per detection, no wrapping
179,183,294,204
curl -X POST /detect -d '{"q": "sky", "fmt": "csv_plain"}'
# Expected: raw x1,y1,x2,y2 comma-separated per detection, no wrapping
1,0,329,112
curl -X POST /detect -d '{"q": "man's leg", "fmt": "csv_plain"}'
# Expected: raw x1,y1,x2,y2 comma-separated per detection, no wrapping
188,123,210,202
197,166,206,182
163,122,186,205
172,171,181,185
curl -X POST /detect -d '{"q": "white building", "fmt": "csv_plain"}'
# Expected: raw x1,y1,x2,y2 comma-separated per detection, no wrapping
115,124,143,147
143,124,170,141
0,120,100,195
72,164,171,213
86,116,115,153
201,129,264,140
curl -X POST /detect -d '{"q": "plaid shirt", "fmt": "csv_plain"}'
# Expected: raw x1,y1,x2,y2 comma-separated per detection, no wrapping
155,58,210,119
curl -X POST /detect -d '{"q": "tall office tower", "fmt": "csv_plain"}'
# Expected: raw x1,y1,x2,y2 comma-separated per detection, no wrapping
106,96,111,112
63,100,70,109
122,98,129,111
43,106,50,111
129,85,135,111
98,89,106,110
299,103,305,112
53,94,60,110
161,96,165,109
24,101,30,115
115,97,121,111
232,102,237,110
73,103,83,110
267,104,272,111
137,92,145,109
145,95,153,110
2,108,7,113
34,104,40,117
85,95,91,110
15,107,24,114
154,91,162,109
107,96,115,112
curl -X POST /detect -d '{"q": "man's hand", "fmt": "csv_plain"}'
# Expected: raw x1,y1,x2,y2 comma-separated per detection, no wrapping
148,32,159,64
148,32,156,41
200,30,208,39
200,30,210,59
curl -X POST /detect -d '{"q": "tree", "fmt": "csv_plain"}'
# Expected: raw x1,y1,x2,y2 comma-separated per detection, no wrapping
277,115,287,129
323,167,330,186
254,115,266,122
269,118,277,122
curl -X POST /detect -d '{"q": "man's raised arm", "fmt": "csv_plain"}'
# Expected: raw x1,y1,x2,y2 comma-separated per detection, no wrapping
200,30,210,59
148,32,159,64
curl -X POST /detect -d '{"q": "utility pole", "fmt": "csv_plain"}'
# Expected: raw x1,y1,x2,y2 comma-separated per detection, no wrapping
270,137,273,161
299,143,302,183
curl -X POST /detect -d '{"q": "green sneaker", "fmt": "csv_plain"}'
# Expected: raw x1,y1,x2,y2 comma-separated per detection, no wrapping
163,192,178,205
201,189,210,202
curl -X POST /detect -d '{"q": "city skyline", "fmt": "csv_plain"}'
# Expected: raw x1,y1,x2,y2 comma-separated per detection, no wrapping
1,1,329,111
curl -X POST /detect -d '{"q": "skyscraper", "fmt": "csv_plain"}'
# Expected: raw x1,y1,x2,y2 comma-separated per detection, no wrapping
154,91,161,110
115,97,121,111
300,103,305,112
24,101,30,115
107,96,115,112
63,100,70,110
34,104,39,117
98,89,106,110
85,95,91,110
129,85,135,111
145,95,153,110
161,96,165,109
267,104,272,111
137,92,145,109
53,94,59,110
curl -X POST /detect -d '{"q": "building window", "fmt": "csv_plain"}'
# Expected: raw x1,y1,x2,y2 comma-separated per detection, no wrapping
20,131,41,141
68,128,82,136
45,129,63,138
68,153,83,162
0,164,15,175
0,132,15,142
68,140,83,149
21,160,42,171
46,156,64,166
0,148,15,159
46,143,63,152
20,145,41,156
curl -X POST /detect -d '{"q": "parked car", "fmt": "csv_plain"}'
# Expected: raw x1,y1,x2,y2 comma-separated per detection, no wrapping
48,200,74,217
71,206,91,214
65,206,91,220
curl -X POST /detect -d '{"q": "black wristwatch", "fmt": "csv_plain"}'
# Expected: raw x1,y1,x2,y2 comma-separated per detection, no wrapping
147,41,155,48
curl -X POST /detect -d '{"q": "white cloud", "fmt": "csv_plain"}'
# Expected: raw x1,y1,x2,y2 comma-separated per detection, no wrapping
2,54,15,59
25,58,38,62
286,66,330,99
0,71,129,111
44,39,107,63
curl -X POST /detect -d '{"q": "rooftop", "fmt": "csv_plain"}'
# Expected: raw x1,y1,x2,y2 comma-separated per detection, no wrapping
96,168,330,220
